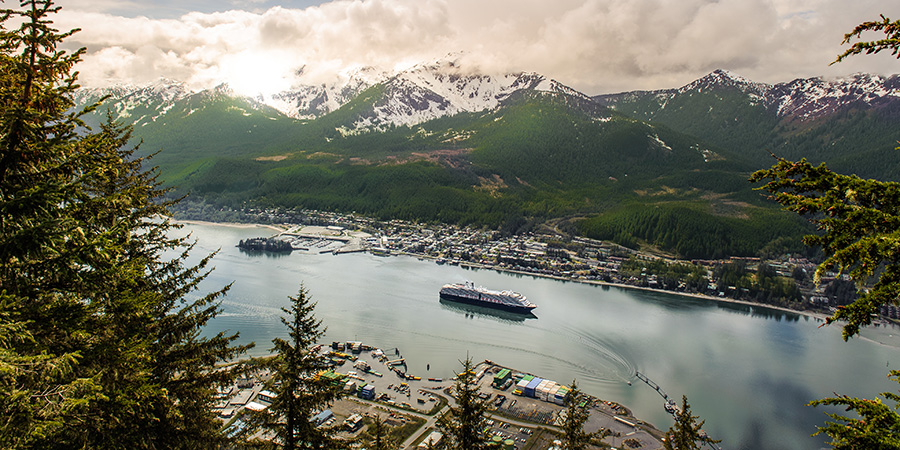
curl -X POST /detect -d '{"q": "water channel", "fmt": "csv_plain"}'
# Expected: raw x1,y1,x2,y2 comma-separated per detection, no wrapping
179,222,900,450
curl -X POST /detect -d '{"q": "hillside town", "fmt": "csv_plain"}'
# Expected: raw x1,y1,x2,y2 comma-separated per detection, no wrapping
219,207,874,321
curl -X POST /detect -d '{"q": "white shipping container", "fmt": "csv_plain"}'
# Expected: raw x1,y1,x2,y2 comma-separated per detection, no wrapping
542,381,558,401
548,385,561,399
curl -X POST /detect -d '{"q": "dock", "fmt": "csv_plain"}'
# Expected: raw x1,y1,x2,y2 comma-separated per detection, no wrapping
634,371,722,450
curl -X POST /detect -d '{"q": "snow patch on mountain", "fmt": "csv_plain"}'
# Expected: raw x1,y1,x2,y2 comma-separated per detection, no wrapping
73,56,600,130
324,58,596,130
260,66,387,119
679,69,770,98
769,73,900,121
597,69,900,123
72,78,191,123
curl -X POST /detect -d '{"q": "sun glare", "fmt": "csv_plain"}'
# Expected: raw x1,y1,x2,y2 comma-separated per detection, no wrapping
221,52,296,97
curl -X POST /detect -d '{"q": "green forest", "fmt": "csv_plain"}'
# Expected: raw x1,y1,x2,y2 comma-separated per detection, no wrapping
140,90,798,259
72,12,900,262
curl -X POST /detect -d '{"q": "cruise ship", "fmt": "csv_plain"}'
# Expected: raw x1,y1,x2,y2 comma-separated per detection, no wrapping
439,281,537,314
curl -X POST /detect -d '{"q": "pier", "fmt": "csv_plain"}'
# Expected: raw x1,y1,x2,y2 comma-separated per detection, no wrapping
634,371,723,450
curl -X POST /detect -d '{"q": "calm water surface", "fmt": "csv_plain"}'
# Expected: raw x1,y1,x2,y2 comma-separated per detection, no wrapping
180,222,900,450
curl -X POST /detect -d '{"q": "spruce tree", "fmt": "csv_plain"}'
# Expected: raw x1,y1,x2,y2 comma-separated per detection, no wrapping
250,284,343,449
0,1,250,447
760,13,900,448
438,357,497,450
559,381,605,450
808,371,900,449
365,414,397,450
663,396,720,450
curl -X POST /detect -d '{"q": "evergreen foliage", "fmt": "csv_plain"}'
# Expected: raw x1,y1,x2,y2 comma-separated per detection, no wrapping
833,14,900,63
0,2,250,447
578,203,810,259
765,14,900,448
438,358,498,450
559,381,606,450
809,371,900,449
247,284,344,449
663,396,721,450
363,414,397,450
751,157,900,339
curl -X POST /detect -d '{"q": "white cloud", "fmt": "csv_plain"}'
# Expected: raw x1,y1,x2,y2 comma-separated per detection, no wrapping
55,0,900,95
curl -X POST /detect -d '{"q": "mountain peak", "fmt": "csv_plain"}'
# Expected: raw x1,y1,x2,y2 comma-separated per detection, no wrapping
680,69,769,96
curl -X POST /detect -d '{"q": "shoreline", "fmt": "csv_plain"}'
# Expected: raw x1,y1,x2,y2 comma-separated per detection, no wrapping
582,279,833,322
181,219,835,325
401,252,836,323
175,219,286,234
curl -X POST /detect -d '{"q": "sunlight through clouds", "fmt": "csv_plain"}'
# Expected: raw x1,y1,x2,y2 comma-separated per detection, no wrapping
58,0,899,94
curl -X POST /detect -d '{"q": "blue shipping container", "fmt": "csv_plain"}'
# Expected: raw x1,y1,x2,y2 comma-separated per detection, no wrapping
524,377,542,397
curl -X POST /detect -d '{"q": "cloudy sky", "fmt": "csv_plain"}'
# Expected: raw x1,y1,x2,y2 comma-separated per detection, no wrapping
54,0,899,96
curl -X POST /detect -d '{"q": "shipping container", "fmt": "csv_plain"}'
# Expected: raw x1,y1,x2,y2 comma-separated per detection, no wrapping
554,386,571,405
359,385,375,400
536,380,550,400
524,377,542,397
493,369,511,387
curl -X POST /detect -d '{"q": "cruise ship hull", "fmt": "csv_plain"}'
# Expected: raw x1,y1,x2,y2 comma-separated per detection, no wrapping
439,291,537,315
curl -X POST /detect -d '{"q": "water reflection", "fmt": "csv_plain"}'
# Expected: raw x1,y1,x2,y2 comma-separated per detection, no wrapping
237,248,292,259
715,301,802,322
626,289,710,311
439,298,537,323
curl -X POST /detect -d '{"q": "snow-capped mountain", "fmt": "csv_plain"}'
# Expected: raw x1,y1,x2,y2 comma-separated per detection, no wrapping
74,58,595,131
259,66,387,120
72,78,191,123
767,72,900,121
593,69,900,181
351,59,591,129
72,78,287,127
597,69,900,123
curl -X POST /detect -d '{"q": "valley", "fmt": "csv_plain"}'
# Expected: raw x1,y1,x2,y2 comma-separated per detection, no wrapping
73,64,900,260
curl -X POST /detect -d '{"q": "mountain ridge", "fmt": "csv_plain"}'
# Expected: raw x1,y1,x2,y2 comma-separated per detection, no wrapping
596,69,900,121
69,65,898,258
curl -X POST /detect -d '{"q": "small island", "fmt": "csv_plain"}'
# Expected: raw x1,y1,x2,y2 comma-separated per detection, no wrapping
238,237,293,253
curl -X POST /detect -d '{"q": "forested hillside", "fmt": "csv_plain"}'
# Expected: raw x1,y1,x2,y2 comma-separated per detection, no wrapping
596,71,900,181
75,68,889,259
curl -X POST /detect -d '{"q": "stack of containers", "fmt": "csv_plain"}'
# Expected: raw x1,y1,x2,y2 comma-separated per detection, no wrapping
513,375,533,396
524,377,542,398
535,379,549,400
358,384,375,400
538,380,559,401
553,386,571,405
548,384,561,403
493,369,511,388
